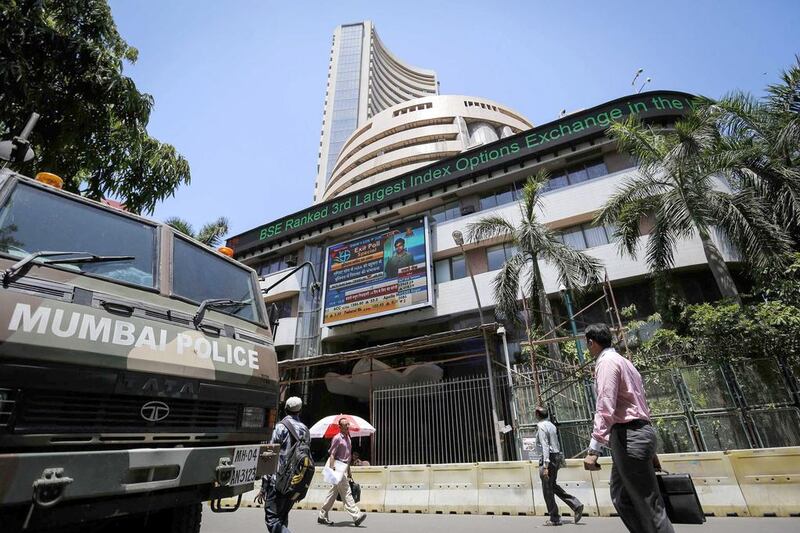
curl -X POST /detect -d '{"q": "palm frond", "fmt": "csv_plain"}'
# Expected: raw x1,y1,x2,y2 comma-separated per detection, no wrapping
165,217,194,238
197,216,230,247
466,215,516,244
492,252,527,324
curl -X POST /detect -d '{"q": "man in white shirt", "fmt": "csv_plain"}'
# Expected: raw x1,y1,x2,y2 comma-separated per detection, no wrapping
536,407,583,526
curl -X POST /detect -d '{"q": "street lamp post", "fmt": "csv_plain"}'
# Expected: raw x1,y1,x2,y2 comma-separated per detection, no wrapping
453,230,503,461
497,325,522,459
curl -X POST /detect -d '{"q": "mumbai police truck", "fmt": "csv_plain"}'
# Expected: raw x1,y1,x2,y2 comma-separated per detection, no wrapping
0,169,280,532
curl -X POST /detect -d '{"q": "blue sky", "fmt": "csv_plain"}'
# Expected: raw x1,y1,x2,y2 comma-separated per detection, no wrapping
109,0,799,238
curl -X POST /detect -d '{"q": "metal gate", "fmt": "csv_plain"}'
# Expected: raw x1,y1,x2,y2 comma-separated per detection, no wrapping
373,374,514,465
512,356,800,458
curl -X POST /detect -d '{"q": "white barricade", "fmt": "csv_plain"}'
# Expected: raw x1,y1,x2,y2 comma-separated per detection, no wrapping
476,461,535,515
429,463,480,514
660,451,748,517
383,465,430,514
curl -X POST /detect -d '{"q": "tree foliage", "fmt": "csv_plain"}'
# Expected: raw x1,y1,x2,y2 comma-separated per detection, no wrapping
165,216,229,247
702,57,800,246
598,113,791,302
0,0,190,214
467,172,602,327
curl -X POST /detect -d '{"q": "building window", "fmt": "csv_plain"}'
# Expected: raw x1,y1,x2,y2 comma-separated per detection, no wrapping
258,256,292,276
556,223,616,250
543,158,609,192
487,243,519,271
434,255,467,283
270,298,294,319
430,201,460,223
479,185,517,211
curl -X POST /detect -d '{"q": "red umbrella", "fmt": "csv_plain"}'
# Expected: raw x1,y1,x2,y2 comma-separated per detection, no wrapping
309,414,376,438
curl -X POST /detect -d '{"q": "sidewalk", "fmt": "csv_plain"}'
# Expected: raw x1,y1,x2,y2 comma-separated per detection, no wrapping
201,508,800,532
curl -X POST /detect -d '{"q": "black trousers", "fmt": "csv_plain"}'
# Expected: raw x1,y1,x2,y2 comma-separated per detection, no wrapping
263,477,296,533
539,452,582,523
609,421,674,533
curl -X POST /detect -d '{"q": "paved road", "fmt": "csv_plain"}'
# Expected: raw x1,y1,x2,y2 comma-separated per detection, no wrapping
201,508,800,533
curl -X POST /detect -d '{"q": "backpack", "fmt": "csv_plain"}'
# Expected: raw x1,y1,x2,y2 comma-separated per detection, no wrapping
274,416,314,501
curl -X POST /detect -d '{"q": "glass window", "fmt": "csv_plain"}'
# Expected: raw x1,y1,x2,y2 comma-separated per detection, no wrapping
434,259,451,283
562,228,587,250
172,237,262,324
586,160,608,179
487,244,507,271
548,172,569,190
451,255,466,280
582,224,609,248
496,187,514,206
431,202,460,223
0,182,157,288
479,193,498,211
271,298,293,319
567,166,589,185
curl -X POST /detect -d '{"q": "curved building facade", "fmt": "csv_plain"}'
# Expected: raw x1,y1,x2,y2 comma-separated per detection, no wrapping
314,21,438,203
322,95,533,201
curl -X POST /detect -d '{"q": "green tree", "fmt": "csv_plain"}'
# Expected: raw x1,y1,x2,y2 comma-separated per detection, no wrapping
597,112,791,303
702,57,800,246
467,172,602,374
165,216,230,247
0,0,190,214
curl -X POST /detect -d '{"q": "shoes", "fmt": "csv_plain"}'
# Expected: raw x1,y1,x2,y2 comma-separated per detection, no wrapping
354,513,367,526
543,520,562,526
574,504,584,524
317,515,333,525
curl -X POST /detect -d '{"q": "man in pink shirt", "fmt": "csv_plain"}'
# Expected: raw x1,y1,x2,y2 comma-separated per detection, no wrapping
582,323,673,533
318,418,366,526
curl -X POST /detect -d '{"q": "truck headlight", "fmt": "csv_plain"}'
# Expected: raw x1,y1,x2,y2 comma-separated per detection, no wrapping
241,406,266,428
0,388,16,427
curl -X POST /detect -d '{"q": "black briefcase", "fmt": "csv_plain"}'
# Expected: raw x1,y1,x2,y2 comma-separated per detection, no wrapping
656,472,706,524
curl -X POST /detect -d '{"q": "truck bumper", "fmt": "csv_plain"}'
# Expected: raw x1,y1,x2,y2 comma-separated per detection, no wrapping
0,443,279,507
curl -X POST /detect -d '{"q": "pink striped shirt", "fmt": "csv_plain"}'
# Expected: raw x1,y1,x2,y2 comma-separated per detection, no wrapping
589,348,651,452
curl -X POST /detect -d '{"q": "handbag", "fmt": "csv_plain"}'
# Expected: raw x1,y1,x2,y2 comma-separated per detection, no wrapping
335,479,361,504
656,472,706,524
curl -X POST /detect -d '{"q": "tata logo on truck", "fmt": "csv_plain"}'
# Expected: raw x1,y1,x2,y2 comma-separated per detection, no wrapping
140,401,170,422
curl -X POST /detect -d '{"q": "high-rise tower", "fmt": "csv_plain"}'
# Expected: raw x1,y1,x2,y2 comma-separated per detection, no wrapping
313,21,438,203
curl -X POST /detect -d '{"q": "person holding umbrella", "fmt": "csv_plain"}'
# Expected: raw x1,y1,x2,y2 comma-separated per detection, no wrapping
317,417,367,526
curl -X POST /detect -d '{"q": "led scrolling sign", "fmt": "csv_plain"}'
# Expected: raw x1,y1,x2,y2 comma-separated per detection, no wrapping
228,91,697,255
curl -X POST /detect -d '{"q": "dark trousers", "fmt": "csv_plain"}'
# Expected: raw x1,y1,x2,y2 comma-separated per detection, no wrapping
264,477,296,533
539,453,582,523
609,421,674,533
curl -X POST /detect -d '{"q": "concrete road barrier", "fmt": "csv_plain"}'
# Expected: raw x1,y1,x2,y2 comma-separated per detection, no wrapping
659,451,748,517
429,463,479,514
213,447,798,518
351,466,388,512
476,461,535,516
728,447,800,517
383,464,430,514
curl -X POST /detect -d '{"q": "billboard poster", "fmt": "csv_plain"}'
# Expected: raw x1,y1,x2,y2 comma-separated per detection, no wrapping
321,218,433,327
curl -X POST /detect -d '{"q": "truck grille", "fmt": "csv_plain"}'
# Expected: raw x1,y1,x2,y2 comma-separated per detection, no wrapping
15,390,240,433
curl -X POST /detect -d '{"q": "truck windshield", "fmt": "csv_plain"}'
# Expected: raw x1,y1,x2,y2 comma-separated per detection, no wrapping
0,182,157,288
172,236,262,324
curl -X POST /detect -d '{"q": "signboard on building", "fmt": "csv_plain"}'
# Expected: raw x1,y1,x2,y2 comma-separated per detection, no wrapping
228,90,697,255
321,218,433,327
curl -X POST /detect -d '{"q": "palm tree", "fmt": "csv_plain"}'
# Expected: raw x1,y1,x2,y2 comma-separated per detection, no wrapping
701,57,800,247
467,172,603,374
165,216,229,247
597,112,791,303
